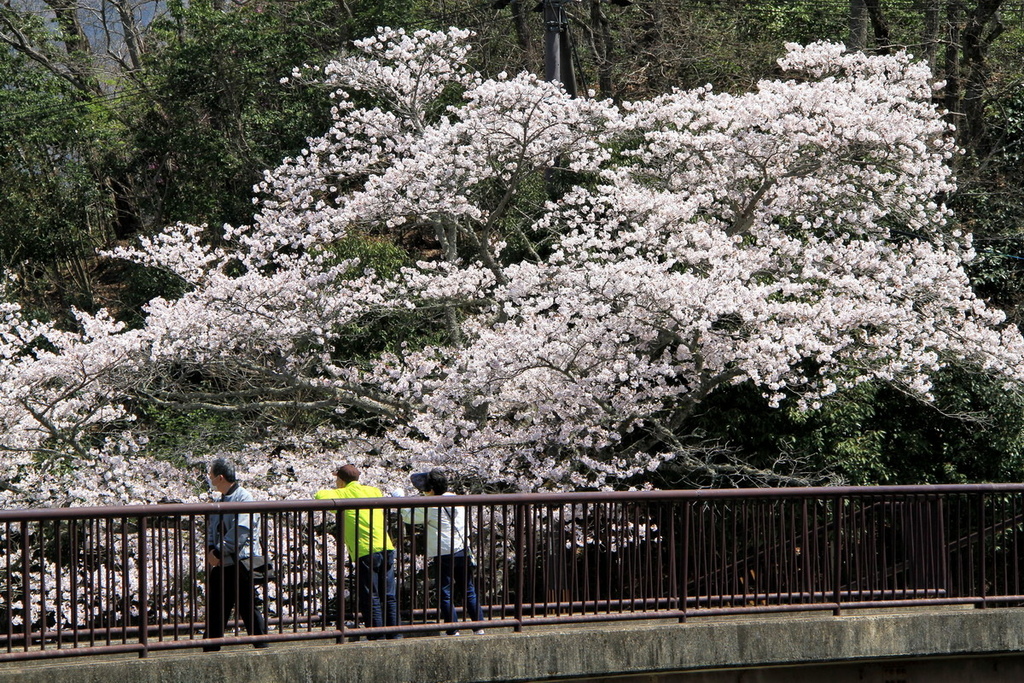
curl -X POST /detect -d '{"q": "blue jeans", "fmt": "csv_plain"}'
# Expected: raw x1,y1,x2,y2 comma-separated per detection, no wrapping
435,550,483,634
357,550,399,637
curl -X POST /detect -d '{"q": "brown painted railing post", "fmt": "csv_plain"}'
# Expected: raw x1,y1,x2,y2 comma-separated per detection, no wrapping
138,516,149,658
978,492,987,608
515,503,526,632
337,507,348,639
21,520,30,653
832,495,843,616
679,500,689,623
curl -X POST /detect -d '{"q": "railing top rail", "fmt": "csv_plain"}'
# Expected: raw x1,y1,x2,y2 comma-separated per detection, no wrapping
1,482,1023,521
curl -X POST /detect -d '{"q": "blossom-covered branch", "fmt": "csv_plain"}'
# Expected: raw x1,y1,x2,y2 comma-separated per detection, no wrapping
3,28,1022,505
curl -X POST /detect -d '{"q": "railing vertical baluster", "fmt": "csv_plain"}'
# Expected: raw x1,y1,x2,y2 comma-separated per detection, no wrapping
278,511,289,636
151,520,160,642
651,503,660,611
71,519,81,647
679,499,689,622
992,495,1001,600
104,518,112,645
483,504,493,625
832,495,843,615
741,500,750,607
600,502,610,614
636,502,644,611
340,505,352,636
20,520,30,652
979,492,987,607
1013,494,1020,600
541,504,550,616
695,502,704,612
1000,494,1009,600
305,509,313,634
138,515,148,658
171,516,181,643
730,501,738,608
938,496,950,601
514,503,525,632
707,501,714,610
264,510,273,635
121,517,130,646
580,502,590,614
614,502,624,614
853,496,863,602
86,518,94,648
799,499,808,604
665,502,674,614
556,504,565,616
54,519,63,651
717,500,726,609
544,505,553,615
536,502,543,617
576,502,584,614
497,504,507,625
5,522,12,653
188,515,198,642
627,503,635,612
654,503,663,612
316,508,325,631
902,494,912,600
785,501,795,604
38,521,46,652
881,497,891,600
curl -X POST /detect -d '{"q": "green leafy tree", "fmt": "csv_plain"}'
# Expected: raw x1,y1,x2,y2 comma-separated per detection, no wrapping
0,45,119,319
126,0,376,229
672,370,1024,487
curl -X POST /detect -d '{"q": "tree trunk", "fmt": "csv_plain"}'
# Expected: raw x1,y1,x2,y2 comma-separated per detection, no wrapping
864,0,892,54
114,0,144,73
944,1,963,123
848,0,868,51
589,0,615,97
922,0,941,72
44,0,103,95
960,0,1004,151
511,0,540,74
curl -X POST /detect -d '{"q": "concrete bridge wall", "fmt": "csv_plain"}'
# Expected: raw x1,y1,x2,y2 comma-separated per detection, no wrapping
3,608,1024,683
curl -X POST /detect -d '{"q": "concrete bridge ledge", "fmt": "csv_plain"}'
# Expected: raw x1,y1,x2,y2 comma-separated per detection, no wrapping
4,608,1024,683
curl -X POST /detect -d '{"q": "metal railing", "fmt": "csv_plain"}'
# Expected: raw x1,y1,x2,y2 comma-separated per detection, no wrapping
2,484,1024,661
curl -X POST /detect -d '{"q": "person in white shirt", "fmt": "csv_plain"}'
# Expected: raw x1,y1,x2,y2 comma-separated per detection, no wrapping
401,469,485,635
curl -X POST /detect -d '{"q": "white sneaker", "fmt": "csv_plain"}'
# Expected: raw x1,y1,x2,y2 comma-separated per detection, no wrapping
449,630,461,636
473,629,485,635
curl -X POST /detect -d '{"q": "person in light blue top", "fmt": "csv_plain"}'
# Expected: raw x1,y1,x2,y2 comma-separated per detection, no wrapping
204,458,268,650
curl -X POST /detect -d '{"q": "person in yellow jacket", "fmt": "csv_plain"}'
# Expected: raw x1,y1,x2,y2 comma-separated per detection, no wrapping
315,464,400,637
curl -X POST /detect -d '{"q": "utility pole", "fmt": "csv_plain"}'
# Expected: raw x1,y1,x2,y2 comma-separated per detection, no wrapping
495,0,628,94
542,0,577,96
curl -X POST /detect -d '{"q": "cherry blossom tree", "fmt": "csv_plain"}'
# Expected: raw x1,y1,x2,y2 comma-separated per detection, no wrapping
2,27,1023,506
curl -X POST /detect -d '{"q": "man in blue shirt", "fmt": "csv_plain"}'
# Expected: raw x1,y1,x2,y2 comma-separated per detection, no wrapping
205,458,268,650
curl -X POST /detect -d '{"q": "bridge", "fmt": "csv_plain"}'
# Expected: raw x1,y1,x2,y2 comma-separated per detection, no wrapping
3,485,1024,681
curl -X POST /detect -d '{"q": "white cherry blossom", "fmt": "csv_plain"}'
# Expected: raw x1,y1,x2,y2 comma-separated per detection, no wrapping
1,29,1022,505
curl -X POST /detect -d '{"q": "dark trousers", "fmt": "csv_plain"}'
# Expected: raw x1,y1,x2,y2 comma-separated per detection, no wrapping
356,549,400,637
435,550,483,634
207,562,267,642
